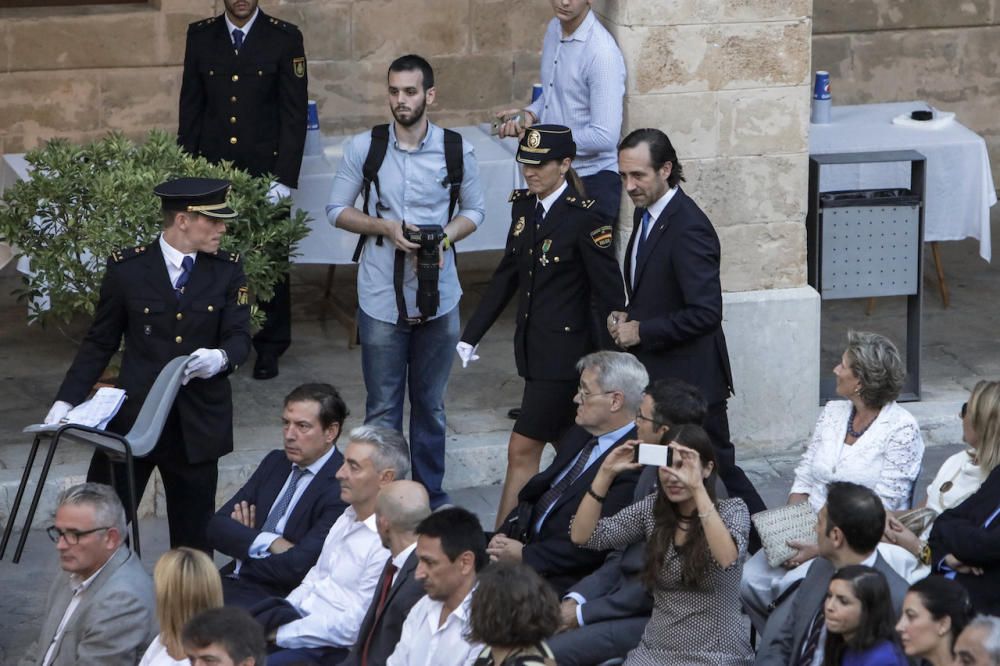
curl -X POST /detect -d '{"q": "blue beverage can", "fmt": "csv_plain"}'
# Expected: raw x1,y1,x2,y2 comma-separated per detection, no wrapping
307,100,320,130
813,71,831,101
531,83,543,103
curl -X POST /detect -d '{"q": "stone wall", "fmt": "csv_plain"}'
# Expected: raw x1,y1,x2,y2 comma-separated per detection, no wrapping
813,0,1000,187
0,0,551,154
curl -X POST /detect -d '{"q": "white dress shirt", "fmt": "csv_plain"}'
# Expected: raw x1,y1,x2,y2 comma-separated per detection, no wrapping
276,507,389,649
386,587,483,666
158,235,197,288
224,8,259,46
629,186,677,288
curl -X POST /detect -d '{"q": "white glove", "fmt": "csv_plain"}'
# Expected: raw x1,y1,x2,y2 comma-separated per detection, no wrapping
182,348,226,385
44,400,73,425
267,181,292,204
456,341,480,368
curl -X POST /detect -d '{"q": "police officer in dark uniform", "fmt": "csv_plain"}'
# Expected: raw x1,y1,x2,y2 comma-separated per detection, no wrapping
178,0,307,380
458,125,625,525
43,178,252,551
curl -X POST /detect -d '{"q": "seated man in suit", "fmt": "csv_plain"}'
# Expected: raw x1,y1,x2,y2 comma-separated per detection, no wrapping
929,463,1000,615
251,425,409,665
488,351,647,596
210,383,350,608
183,607,267,666
21,482,156,666
755,481,910,666
549,377,708,665
344,480,431,666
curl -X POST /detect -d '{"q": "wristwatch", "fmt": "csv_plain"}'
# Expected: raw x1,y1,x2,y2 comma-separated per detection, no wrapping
919,541,932,566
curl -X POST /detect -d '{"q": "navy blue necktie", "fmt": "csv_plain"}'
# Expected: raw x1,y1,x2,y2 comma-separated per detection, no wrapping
261,466,307,533
232,28,244,51
174,256,194,300
534,201,545,231
635,210,652,260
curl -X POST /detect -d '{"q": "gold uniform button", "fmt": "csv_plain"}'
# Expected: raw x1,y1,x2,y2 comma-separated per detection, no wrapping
143,307,150,314
230,137,238,145
526,291,531,297
564,326,571,332
207,305,215,312
176,313,183,321
258,70,263,76
230,116,237,124
209,69,214,76
232,74,239,82
529,249,533,255
175,336,183,343
230,96,237,103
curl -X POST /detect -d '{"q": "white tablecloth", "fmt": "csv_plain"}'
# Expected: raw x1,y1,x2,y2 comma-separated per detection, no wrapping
293,124,522,264
809,101,997,261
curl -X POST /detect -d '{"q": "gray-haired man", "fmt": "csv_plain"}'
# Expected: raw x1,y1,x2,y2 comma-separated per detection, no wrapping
250,425,410,665
956,616,1000,666
21,483,156,666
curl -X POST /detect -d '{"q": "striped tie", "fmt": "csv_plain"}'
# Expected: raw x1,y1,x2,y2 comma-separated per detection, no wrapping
260,466,307,533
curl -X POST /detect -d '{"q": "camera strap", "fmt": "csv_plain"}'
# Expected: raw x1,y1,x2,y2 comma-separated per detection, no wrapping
393,234,425,326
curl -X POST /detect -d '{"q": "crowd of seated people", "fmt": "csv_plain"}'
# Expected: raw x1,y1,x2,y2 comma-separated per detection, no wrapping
21,332,1000,666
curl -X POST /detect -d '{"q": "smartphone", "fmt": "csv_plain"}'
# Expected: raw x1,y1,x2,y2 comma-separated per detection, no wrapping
489,114,522,136
633,442,673,467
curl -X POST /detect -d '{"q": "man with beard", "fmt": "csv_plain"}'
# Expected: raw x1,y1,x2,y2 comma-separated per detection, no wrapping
178,0,308,381
327,54,486,508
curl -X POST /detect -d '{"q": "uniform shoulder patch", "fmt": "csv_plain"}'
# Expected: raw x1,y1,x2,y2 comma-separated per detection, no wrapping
590,225,613,249
508,188,529,203
207,249,239,263
110,244,148,263
188,16,217,33
267,15,302,35
567,197,596,210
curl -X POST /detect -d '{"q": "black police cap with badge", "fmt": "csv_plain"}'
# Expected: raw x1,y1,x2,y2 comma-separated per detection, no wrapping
515,124,576,165
153,177,238,219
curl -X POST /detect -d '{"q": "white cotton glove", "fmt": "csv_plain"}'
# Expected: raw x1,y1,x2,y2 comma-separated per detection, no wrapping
456,342,480,368
267,181,292,204
44,400,74,425
183,348,227,385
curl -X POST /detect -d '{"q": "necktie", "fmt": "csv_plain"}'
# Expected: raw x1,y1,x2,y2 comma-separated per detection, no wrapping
361,559,398,666
260,466,307,533
232,28,244,51
534,201,545,231
797,607,825,666
635,210,653,260
532,438,598,534
174,256,194,300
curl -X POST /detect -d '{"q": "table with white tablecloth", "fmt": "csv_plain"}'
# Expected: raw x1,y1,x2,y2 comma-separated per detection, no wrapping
809,101,997,262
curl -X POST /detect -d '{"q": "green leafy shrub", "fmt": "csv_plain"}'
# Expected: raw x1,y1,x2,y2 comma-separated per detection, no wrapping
0,130,310,329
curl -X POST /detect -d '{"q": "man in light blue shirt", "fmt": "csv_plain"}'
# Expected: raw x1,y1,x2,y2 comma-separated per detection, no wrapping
327,54,485,507
497,0,626,223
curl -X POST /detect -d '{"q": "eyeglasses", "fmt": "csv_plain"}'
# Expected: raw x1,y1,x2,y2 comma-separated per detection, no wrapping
961,402,968,419
576,385,616,401
46,525,112,545
635,410,667,429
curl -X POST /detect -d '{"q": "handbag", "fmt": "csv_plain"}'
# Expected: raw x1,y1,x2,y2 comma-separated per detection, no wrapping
751,501,818,568
897,506,937,536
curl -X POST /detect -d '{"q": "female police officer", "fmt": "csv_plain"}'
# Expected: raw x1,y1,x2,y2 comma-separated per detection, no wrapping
458,125,625,526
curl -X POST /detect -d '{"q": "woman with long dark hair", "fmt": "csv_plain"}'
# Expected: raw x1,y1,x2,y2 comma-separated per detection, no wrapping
822,565,907,665
895,576,973,665
570,424,752,665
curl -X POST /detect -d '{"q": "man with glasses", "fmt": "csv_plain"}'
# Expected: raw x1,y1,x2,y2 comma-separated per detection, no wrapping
489,351,646,595
22,483,156,666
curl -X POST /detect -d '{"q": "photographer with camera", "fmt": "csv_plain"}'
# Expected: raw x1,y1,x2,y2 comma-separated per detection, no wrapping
327,54,485,508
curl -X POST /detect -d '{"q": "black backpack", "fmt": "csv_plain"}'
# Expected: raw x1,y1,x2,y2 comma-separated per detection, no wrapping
350,123,464,262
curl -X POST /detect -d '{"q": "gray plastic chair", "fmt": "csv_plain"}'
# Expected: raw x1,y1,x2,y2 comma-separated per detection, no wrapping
0,354,191,562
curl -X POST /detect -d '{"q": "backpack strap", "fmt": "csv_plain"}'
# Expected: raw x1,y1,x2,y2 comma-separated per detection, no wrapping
351,124,391,262
442,128,464,222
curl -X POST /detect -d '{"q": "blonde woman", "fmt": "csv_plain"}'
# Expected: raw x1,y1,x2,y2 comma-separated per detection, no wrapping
139,547,224,666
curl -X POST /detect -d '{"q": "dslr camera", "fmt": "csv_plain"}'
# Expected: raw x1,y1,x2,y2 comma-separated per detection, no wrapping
403,224,446,318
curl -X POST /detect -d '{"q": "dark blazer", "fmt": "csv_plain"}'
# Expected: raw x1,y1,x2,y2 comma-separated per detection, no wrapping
55,240,251,463
623,188,733,404
462,185,624,381
342,549,424,666
755,554,909,666
209,448,348,597
178,11,308,188
20,547,157,666
499,425,641,595
929,465,1000,614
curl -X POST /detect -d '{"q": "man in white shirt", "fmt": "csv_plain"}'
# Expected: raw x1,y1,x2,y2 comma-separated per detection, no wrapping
21,483,156,666
250,426,410,665
387,507,488,666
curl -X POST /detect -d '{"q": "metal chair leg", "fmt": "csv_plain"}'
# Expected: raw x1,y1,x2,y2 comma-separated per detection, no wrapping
13,434,60,563
0,433,44,560
124,449,141,557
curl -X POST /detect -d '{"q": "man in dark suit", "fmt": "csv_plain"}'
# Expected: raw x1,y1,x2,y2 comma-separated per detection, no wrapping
755,481,910,666
488,351,646,596
43,178,252,551
548,378,707,665
209,383,350,608
929,465,1000,615
609,128,766,522
178,0,308,380
343,480,431,666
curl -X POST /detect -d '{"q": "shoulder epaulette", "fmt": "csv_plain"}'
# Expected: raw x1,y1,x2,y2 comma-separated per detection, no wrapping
208,249,239,263
509,188,529,203
110,244,148,264
188,15,218,33
265,14,302,34
565,196,596,210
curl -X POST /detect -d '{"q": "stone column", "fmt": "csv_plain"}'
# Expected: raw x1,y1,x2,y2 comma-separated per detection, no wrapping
594,0,821,455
